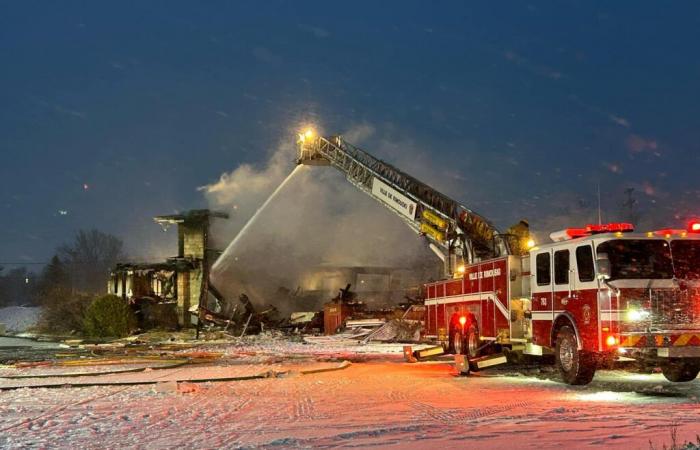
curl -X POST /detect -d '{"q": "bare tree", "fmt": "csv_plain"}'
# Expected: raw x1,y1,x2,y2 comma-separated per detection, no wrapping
58,229,125,294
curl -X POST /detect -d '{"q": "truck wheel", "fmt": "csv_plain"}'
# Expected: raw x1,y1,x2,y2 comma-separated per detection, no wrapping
465,324,480,359
449,328,464,355
661,360,700,382
555,326,595,385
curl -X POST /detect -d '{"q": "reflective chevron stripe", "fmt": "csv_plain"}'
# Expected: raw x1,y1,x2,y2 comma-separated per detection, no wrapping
620,333,700,348
673,333,700,346
619,335,644,347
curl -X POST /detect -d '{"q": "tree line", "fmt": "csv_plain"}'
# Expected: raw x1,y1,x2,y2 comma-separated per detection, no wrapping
0,229,124,310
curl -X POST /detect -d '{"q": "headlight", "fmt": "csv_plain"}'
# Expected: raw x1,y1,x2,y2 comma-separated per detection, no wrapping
626,308,650,322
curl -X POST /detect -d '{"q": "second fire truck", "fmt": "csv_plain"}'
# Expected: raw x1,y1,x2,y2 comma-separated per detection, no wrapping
297,131,700,385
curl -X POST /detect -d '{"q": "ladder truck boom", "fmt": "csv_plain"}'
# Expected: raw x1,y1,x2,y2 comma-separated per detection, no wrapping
296,132,510,273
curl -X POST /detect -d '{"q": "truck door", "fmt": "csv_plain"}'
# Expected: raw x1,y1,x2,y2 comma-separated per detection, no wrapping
531,250,553,346
553,247,572,316
573,244,600,351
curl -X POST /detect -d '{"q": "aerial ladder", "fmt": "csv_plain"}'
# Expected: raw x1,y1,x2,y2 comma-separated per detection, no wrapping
296,131,512,276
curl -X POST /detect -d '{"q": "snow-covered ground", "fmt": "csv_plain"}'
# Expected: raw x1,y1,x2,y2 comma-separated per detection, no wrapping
1,340,699,449
0,306,41,334
0,336,65,350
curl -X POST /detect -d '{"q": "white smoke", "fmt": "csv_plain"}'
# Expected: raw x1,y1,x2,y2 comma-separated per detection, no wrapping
200,125,440,315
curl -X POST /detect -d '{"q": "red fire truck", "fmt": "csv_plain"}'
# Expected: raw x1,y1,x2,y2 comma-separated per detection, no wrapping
296,131,700,385
425,221,700,384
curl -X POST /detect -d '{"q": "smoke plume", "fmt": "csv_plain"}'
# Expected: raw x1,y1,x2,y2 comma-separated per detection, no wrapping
200,126,438,315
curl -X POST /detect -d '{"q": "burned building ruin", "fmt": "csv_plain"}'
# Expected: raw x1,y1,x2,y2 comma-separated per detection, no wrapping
108,209,228,327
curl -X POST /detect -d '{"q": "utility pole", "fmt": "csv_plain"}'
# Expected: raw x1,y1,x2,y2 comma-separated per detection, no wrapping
622,188,639,225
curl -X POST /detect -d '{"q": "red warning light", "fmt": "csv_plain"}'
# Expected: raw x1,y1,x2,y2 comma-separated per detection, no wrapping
565,228,589,239
689,219,700,233
585,223,634,234
606,335,618,347
653,228,674,236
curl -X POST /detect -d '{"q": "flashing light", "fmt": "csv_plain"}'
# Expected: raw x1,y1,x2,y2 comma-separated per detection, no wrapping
456,265,466,274
689,219,700,233
625,309,650,322
551,223,634,242
566,228,588,238
651,221,700,237
526,238,536,249
459,316,467,327
652,228,685,238
586,223,634,234
550,228,587,242
605,335,618,347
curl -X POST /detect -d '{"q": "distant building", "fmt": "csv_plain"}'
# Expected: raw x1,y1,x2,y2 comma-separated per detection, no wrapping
108,209,228,326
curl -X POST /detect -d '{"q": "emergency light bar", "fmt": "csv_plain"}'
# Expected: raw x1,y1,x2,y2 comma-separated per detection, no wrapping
549,223,634,242
585,223,634,233
649,220,700,237
652,228,685,237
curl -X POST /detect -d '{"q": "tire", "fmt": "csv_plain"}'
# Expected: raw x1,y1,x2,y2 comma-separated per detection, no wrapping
555,325,596,385
661,360,700,382
448,328,464,355
465,324,480,359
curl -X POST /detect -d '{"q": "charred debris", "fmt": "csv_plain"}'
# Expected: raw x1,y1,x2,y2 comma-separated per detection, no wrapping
108,209,433,343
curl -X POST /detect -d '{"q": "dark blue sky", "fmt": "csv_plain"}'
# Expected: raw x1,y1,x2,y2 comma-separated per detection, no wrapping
1,1,699,265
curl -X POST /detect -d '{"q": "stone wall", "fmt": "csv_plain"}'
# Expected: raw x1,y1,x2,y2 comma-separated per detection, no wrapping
176,271,190,326
175,266,204,326
182,224,205,259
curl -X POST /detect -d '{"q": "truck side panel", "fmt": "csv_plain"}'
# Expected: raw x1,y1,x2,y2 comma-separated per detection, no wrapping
424,257,511,341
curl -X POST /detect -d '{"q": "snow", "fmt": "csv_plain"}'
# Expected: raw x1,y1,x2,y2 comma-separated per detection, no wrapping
1,341,700,449
0,336,65,350
0,306,41,333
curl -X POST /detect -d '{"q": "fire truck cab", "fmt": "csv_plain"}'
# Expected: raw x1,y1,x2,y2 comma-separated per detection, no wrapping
424,221,700,385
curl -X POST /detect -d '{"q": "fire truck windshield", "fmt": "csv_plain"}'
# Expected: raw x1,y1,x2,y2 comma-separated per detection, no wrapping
596,239,674,280
671,240,700,280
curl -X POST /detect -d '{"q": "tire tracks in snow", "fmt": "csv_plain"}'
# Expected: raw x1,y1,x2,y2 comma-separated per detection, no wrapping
0,385,134,434
136,366,273,448
411,399,534,424
1,365,193,443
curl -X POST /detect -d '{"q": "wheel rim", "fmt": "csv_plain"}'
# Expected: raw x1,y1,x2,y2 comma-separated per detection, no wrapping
454,331,463,354
559,338,574,372
468,329,478,357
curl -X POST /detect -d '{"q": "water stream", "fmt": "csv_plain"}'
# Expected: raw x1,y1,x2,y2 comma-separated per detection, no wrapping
211,164,306,275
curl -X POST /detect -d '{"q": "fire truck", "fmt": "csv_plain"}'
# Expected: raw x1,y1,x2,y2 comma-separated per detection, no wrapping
296,131,700,385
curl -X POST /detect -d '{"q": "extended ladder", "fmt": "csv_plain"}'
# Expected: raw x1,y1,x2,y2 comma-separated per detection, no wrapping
297,134,510,272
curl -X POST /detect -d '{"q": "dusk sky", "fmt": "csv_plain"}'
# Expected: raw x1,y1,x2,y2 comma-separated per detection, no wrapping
2,1,699,267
